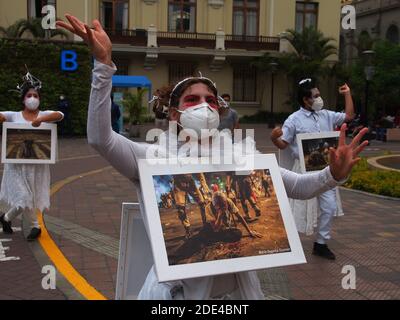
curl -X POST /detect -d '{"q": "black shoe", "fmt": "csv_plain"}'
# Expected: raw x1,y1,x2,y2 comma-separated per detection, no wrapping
312,242,336,260
27,227,41,241
255,210,261,217
0,214,13,234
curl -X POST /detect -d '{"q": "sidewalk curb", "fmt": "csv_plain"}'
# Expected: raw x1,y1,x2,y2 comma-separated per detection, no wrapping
22,218,85,300
339,186,400,201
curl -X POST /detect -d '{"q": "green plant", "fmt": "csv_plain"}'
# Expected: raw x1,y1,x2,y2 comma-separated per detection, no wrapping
122,88,148,125
240,111,292,125
253,27,338,110
344,158,400,198
0,19,26,38
0,38,92,136
0,18,68,39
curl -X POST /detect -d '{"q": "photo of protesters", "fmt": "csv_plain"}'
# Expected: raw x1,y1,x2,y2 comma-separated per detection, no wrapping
301,137,339,172
152,169,291,266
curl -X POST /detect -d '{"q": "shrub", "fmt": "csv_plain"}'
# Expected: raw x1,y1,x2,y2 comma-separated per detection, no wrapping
345,158,400,198
240,111,292,124
0,38,92,136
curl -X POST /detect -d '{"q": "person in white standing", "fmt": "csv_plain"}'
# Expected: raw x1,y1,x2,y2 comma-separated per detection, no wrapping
0,72,64,241
271,78,355,260
57,15,367,299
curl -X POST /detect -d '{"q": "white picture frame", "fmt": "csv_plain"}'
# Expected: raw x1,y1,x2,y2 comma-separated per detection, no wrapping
296,131,340,174
1,122,58,164
138,154,306,283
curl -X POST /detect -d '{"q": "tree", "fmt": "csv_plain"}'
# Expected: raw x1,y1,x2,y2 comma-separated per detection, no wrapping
0,18,68,39
0,19,26,38
122,88,149,137
349,40,400,118
254,27,338,109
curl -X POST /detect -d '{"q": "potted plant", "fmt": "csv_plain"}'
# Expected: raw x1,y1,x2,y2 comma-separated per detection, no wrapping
121,88,148,138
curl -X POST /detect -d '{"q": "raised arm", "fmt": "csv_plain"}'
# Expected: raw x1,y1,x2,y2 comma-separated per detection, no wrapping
57,14,148,181
339,84,355,122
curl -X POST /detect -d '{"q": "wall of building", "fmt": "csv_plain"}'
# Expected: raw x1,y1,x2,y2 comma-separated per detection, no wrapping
0,0,26,27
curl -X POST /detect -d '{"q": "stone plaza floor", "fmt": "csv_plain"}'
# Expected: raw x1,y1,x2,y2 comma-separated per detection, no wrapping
0,124,399,300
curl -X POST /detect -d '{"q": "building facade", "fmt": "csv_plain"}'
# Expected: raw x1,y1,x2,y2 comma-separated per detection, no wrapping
1,0,342,116
341,0,400,65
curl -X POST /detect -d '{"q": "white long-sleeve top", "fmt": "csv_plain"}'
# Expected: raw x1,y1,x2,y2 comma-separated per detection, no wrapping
88,60,341,300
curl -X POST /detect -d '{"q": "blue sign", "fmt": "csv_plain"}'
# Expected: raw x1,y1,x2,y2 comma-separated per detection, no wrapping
61,50,78,71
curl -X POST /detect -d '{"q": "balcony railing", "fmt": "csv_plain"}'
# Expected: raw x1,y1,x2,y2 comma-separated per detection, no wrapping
157,31,216,49
105,29,147,46
225,35,280,51
105,29,280,52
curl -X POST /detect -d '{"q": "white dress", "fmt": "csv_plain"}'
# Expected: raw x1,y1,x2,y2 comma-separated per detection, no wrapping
88,60,343,300
0,111,62,212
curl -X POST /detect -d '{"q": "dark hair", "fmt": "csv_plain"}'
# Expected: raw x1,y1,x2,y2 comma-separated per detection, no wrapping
21,85,40,105
297,79,317,107
221,93,231,100
169,78,218,109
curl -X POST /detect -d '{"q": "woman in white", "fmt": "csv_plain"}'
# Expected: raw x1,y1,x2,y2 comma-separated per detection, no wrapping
57,15,368,300
0,77,64,241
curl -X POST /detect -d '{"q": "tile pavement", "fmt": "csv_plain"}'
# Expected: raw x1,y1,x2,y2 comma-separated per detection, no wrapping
0,129,399,300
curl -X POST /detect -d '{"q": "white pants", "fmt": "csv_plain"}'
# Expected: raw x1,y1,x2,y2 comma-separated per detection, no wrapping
316,189,337,244
4,207,40,229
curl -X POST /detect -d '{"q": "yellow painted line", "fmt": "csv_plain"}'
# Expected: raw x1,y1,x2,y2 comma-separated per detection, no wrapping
37,166,112,300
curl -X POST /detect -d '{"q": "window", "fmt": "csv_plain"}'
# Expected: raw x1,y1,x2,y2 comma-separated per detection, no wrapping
233,64,257,102
100,0,129,32
386,25,399,44
28,0,56,19
295,1,318,33
169,61,196,85
233,0,259,36
168,0,196,32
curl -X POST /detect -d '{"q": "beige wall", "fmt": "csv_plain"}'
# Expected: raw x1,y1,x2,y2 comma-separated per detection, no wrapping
0,0,26,27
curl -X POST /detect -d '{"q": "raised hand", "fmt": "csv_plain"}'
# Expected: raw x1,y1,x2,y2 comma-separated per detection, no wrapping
339,83,351,95
56,15,112,66
329,123,369,181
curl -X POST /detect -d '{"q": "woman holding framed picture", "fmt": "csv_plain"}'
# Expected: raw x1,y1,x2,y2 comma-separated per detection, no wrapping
0,72,63,241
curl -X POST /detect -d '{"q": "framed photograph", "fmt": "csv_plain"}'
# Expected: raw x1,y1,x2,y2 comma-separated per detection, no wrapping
138,154,306,282
297,131,340,173
1,122,57,164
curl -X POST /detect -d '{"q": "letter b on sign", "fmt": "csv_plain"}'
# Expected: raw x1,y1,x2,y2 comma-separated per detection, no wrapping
61,50,78,71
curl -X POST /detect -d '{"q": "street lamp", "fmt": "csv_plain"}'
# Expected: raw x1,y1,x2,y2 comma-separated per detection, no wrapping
268,61,279,128
362,50,375,127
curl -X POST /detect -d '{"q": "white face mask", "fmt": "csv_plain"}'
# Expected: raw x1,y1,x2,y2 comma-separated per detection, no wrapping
311,97,324,111
25,97,40,111
178,102,220,138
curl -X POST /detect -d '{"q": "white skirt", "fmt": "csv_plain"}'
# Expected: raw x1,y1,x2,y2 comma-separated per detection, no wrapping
0,163,50,212
289,160,344,235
